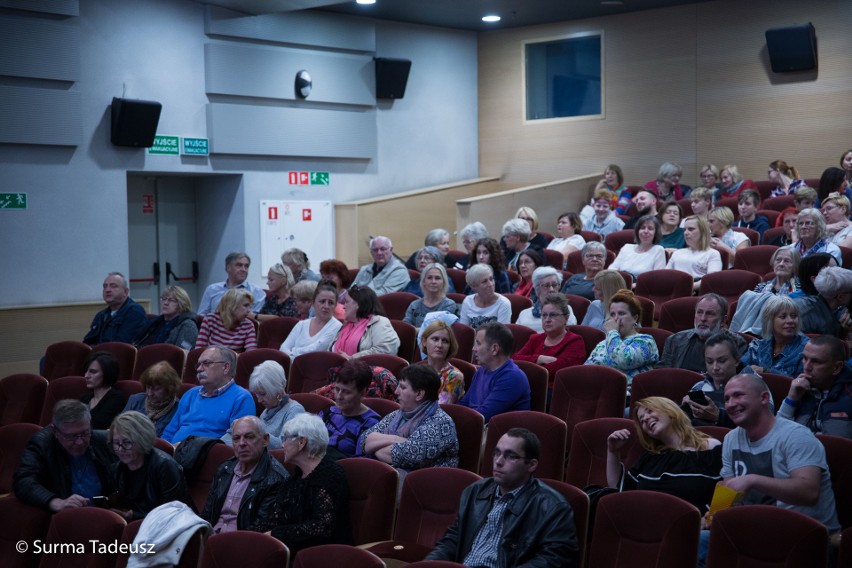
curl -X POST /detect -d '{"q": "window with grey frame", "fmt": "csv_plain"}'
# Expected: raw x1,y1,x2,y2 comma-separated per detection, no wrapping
525,34,603,121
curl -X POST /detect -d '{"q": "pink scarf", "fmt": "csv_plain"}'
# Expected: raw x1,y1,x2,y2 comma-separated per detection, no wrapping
335,316,372,355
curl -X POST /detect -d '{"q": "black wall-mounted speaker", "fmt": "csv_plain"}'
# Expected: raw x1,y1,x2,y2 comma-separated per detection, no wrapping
375,57,412,99
110,97,162,147
765,23,817,73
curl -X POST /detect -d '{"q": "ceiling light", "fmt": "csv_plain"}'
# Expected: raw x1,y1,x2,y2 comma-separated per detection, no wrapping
482,15,501,23
356,0,376,5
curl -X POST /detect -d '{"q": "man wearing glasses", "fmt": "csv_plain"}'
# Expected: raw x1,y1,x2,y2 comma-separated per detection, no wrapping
161,346,255,444
427,428,579,567
352,236,410,296
14,400,115,512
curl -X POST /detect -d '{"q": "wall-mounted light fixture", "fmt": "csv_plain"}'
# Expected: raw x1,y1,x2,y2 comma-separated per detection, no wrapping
295,69,312,98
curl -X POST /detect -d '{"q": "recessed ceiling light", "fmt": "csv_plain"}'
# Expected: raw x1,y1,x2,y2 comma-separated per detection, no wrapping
482,15,501,23
356,0,376,5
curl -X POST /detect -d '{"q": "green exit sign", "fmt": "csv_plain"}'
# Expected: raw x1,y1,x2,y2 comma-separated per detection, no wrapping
310,172,329,185
0,193,27,209
182,137,209,156
148,135,180,155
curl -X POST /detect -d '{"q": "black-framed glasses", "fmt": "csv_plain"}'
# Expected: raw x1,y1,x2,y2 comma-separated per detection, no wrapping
53,426,91,442
112,440,134,451
492,449,528,463
160,296,178,304
196,360,227,369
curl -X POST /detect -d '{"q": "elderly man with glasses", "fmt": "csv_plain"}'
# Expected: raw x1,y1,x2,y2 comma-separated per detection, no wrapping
352,236,411,296
161,346,255,445
427,428,579,567
14,400,115,512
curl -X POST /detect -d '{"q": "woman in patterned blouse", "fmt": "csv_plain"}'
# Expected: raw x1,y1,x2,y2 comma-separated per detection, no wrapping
584,289,658,388
418,320,465,404
252,263,298,322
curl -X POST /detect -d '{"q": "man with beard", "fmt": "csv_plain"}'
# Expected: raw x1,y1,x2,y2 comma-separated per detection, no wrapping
659,293,746,373
624,189,659,230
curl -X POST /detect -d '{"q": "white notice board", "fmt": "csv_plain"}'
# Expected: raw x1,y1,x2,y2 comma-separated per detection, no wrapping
259,200,334,275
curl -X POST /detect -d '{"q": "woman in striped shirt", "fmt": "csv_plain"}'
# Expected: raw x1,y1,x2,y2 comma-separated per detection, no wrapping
195,288,257,352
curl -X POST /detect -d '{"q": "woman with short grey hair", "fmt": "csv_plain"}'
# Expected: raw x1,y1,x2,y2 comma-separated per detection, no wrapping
741,296,809,378
502,217,533,270
794,209,843,264
270,413,351,553
795,266,852,337
222,360,304,449
404,246,456,296
459,263,511,329
455,222,489,270
108,411,190,520
403,262,460,328
281,248,320,282
516,267,576,331
560,241,608,301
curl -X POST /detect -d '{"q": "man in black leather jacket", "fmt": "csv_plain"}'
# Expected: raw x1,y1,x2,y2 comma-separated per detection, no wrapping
14,400,115,512
201,416,289,533
427,428,578,567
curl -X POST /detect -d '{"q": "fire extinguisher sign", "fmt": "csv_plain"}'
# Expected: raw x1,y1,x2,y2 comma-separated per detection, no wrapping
268,207,278,220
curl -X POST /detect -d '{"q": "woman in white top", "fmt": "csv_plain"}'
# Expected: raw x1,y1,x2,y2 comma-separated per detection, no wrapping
822,194,852,248
581,269,627,330
708,206,749,268
459,263,512,329
546,212,586,268
666,216,723,290
609,215,667,277
516,267,577,332
280,280,343,358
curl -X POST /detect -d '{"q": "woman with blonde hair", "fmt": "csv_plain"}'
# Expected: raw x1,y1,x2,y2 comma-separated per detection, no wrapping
768,159,805,197
582,270,627,330
418,320,465,404
134,285,198,350
697,164,720,192
606,396,722,515
665,216,722,289
514,206,551,250
717,164,758,199
708,206,750,268
822,194,852,247
195,287,257,352
250,263,298,322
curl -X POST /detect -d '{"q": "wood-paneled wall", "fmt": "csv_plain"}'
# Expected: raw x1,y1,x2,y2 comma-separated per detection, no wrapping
479,0,852,189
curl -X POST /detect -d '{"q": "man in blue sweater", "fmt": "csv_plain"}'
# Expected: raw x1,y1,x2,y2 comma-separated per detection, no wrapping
459,322,530,422
162,346,255,444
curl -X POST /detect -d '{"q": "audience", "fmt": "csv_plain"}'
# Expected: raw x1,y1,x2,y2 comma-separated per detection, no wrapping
281,248,321,283
454,222,489,270
331,285,400,359
359,365,459,474
467,237,512,294
606,397,722,515
195,288,257,352
585,188,625,237
561,241,608,301
596,163,630,213
794,185,818,211
624,189,658,229
252,263,298,321
426,428,579,567
753,246,800,295
134,285,198,349
741,296,809,377
84,272,147,346
547,211,586,267
502,217,535,271
459,322,531,422
682,333,747,428
161,346,255,444
716,163,757,199
516,206,552,249
319,258,352,320
319,359,382,459
459,264,512,329
280,280,342,357
697,164,720,193
733,189,770,237
403,263,460,328
794,208,842,264
201,415,288,533
795,265,852,337
270,414,352,553
767,159,805,197
665,215,722,288
688,187,713,221
512,249,545,298
708,206,750,268
581,270,626,330
779,335,852,439
198,252,264,315
15,400,115,512
123,361,181,437
405,228,451,269
584,290,659,385
764,206,798,247
352,236,410,296
644,161,691,201
404,246,455,296
291,279,318,320
222,360,305,449
822,193,852,247
107,411,190,520
657,200,686,250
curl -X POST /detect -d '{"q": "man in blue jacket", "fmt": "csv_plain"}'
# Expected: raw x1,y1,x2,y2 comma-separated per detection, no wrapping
83,272,147,345
779,335,852,439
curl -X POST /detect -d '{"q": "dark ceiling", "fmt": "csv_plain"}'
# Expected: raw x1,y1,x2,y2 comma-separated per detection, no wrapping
202,1,713,32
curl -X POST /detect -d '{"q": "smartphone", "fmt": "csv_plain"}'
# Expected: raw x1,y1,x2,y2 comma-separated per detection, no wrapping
688,391,709,405
90,496,110,508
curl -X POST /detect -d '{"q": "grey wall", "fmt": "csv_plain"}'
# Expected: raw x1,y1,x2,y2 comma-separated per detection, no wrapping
0,0,478,307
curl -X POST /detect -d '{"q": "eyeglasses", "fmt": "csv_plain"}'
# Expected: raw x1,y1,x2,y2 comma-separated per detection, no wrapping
53,427,91,442
538,282,560,290
160,296,177,304
584,254,605,260
540,311,566,320
196,360,227,369
284,434,302,442
797,221,815,227
492,449,528,462
112,440,134,451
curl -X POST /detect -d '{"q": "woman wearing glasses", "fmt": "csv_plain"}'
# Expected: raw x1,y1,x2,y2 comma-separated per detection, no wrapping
134,285,198,350
516,267,576,332
107,411,190,520
794,208,842,264
560,241,608,301
513,294,585,387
